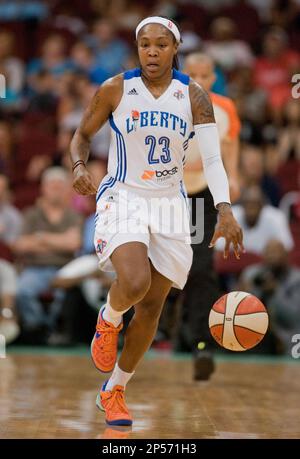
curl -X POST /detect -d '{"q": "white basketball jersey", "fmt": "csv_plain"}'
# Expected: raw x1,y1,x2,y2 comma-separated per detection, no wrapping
97,68,194,200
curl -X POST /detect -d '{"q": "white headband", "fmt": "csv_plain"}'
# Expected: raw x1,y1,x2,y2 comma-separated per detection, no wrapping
135,16,181,44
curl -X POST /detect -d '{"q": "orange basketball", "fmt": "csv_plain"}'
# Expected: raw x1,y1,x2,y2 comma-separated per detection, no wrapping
209,291,269,351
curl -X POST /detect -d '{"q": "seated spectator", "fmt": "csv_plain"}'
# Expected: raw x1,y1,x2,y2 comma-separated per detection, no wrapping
57,73,110,164
57,71,95,125
270,0,299,29
229,66,268,129
204,17,254,74
0,1,48,22
239,239,300,355
85,19,130,77
0,121,14,177
70,41,110,85
0,30,25,110
253,27,300,114
0,174,23,249
240,144,281,206
215,185,294,256
0,258,20,344
114,0,146,32
27,34,75,91
278,100,300,162
220,0,260,45
51,196,114,345
26,69,57,114
13,167,82,343
52,4,87,35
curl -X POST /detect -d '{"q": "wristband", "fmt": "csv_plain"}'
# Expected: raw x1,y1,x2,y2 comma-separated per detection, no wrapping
72,160,86,172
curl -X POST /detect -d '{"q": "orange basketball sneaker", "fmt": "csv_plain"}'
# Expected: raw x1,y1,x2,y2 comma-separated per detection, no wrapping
91,307,123,373
96,381,133,426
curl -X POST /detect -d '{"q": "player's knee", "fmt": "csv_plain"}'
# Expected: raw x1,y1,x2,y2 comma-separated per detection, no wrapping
120,273,151,305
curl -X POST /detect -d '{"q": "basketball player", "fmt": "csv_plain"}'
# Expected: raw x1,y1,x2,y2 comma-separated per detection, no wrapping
180,53,241,380
70,17,244,426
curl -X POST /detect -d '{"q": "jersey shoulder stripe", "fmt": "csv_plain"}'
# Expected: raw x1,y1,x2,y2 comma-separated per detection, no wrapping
172,69,189,86
123,68,190,85
124,68,142,80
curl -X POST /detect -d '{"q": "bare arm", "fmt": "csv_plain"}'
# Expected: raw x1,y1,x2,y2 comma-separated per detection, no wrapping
13,235,50,254
13,228,81,255
37,228,81,253
70,74,123,195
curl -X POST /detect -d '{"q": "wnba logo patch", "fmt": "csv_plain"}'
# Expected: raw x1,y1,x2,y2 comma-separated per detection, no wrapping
96,238,107,254
173,89,184,100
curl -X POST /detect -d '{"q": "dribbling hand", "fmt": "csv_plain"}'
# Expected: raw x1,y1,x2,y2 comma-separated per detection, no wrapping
209,204,244,259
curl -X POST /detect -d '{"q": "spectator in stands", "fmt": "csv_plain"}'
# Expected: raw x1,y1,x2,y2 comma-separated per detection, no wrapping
0,30,24,110
14,167,82,342
239,239,300,355
0,1,48,21
52,4,87,35
70,41,110,85
0,259,20,344
150,0,177,19
0,174,19,343
27,69,57,113
278,99,300,162
85,19,129,77
0,121,14,178
57,73,110,163
27,34,74,90
114,0,146,32
247,0,273,22
253,27,300,114
50,192,114,345
240,145,281,206
205,17,254,73
0,174,23,247
229,66,268,129
57,71,95,125
215,186,294,256
270,0,299,30
219,0,260,45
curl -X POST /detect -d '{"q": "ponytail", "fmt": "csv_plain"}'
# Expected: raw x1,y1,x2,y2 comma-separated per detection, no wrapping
173,54,179,70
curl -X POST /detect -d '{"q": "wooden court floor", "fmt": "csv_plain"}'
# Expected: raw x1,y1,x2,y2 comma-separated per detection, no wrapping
0,350,299,439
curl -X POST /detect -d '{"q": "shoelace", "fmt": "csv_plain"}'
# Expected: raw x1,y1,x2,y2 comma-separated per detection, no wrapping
108,388,128,415
95,323,119,353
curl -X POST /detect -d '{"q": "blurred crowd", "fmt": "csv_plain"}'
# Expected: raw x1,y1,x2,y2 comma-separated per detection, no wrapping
0,0,299,355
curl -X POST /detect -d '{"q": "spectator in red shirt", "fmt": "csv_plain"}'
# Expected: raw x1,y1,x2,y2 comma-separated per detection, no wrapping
254,27,300,113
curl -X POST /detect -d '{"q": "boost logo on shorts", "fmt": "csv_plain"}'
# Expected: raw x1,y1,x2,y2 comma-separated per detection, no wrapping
96,238,107,254
141,167,178,181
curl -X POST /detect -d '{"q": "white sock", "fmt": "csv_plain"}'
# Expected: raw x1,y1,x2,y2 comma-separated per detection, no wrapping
105,363,135,391
102,294,131,328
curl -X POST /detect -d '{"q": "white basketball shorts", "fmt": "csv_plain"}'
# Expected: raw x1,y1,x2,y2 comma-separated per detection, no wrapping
94,180,193,289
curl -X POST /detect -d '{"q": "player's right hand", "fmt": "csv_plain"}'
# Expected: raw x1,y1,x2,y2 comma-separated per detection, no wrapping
72,165,98,195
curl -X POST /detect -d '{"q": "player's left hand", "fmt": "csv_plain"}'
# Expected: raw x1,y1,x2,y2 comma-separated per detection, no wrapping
209,203,244,259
